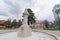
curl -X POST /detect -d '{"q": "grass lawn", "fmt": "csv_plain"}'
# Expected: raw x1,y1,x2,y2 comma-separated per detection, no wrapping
44,28,58,30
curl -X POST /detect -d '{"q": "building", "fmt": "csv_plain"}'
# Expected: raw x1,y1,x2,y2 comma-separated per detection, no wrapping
30,20,45,30
52,4,60,28
52,4,60,22
0,20,6,29
0,20,6,25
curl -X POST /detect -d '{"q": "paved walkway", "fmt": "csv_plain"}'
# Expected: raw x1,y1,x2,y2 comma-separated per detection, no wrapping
0,29,60,40
37,30,60,40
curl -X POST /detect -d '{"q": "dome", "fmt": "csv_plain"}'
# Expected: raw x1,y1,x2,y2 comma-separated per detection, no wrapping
53,4,60,11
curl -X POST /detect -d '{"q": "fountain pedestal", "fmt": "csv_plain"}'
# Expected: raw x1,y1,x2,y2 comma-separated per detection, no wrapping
18,9,32,37
18,25,31,37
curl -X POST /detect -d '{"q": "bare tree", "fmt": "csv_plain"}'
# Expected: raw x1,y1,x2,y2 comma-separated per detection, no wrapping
43,20,49,28
4,18,11,28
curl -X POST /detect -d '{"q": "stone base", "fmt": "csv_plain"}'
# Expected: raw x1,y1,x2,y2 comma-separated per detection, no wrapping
18,25,32,37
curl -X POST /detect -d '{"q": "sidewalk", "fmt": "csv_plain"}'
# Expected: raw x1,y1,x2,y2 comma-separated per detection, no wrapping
0,29,60,40
38,30,60,40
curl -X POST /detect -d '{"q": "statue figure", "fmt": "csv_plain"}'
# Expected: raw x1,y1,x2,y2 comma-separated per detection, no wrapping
18,9,32,37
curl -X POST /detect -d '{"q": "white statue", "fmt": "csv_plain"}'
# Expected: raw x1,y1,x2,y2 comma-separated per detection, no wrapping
18,9,32,37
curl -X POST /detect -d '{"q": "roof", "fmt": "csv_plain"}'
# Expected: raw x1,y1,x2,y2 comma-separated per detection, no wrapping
0,20,6,24
53,4,60,11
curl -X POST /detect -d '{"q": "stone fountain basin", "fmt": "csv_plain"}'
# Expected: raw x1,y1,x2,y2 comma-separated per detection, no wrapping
0,31,57,40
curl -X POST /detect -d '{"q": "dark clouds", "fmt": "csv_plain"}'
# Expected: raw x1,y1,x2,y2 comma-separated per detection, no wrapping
0,0,59,22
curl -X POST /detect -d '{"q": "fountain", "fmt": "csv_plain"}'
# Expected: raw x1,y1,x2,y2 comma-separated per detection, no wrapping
0,9,57,40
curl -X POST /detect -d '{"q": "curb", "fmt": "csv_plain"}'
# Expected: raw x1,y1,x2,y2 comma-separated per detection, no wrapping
32,29,58,40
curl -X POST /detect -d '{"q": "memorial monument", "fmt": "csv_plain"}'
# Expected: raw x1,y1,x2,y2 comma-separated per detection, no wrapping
18,9,32,37
0,9,56,40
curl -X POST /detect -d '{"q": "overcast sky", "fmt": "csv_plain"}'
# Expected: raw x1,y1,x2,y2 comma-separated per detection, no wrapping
0,0,60,22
